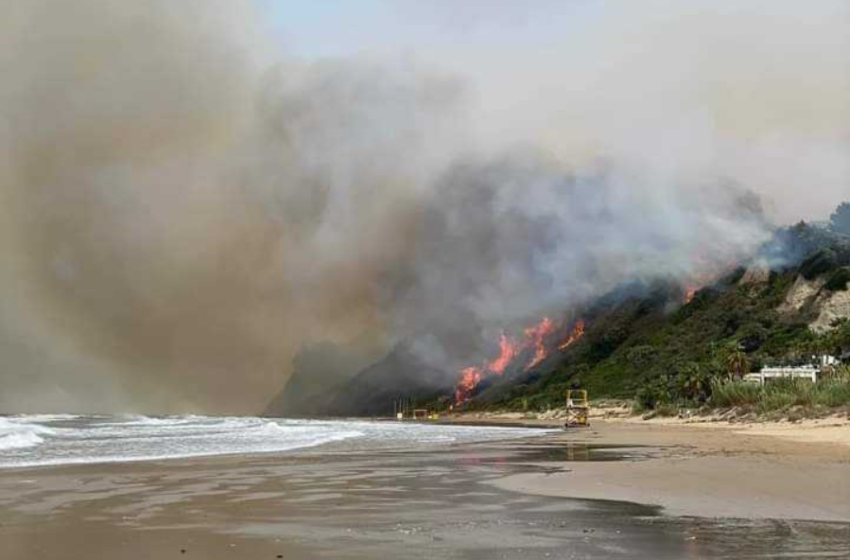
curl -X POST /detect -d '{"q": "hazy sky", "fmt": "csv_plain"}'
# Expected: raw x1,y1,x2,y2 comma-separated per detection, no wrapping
261,0,849,224
261,1,600,58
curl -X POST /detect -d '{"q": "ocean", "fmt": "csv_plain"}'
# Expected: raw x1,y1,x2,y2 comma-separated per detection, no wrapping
0,414,547,469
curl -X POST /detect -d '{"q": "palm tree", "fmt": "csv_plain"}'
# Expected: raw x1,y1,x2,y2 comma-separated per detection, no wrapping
678,363,706,401
726,351,750,380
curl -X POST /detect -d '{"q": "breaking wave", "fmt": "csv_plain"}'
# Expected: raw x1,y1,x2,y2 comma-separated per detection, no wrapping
0,418,55,451
0,415,546,469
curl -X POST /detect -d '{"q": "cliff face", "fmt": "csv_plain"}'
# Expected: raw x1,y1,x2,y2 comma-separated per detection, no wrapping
810,289,850,334
777,239,850,334
780,274,850,334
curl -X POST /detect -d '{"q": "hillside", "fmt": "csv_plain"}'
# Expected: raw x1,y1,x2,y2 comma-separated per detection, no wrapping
265,220,850,418
263,343,369,417
265,342,456,417
475,223,850,412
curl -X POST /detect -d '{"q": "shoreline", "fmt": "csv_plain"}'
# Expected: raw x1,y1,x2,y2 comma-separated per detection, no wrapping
446,408,850,450
446,414,850,522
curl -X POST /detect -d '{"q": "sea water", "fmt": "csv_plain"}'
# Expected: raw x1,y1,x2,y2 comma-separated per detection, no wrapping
0,414,546,469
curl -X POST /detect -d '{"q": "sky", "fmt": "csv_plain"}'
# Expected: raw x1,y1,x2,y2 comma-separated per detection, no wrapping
260,1,602,58
259,0,849,225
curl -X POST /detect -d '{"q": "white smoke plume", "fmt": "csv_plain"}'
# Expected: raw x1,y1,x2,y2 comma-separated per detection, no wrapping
0,1,846,412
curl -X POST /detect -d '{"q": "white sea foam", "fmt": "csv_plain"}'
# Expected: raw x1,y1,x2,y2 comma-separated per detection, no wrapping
0,418,54,451
0,431,45,450
8,414,81,423
0,415,547,469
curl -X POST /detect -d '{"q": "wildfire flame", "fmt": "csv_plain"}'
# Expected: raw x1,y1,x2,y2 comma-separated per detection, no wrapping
524,317,556,370
681,259,738,305
487,333,518,375
453,316,583,406
558,319,586,350
453,334,517,406
455,366,483,405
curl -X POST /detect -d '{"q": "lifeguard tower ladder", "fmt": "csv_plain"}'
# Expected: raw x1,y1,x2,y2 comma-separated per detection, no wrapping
565,390,590,428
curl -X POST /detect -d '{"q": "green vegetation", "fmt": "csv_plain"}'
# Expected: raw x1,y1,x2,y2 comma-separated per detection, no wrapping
825,267,850,292
799,249,837,280
708,379,762,407
711,377,850,414
476,220,850,417
725,351,749,379
830,202,850,235
495,272,815,411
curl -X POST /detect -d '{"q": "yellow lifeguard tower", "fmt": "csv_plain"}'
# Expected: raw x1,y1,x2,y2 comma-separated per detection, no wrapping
565,390,590,428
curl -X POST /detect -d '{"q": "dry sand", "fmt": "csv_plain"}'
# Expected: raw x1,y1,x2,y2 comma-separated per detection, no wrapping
491,419,850,522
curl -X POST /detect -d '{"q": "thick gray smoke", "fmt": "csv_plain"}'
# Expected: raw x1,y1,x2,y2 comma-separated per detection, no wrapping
0,1,845,413
383,154,767,369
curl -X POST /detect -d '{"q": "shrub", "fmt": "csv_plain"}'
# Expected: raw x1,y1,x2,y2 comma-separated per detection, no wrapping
756,391,796,413
635,380,668,411
830,202,850,235
710,378,850,413
654,402,679,417
767,378,815,406
626,345,657,369
813,379,850,407
825,268,850,292
672,363,711,403
710,379,761,407
799,249,837,280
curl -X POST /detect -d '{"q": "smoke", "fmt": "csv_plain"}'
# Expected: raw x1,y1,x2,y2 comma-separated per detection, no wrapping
383,154,767,368
413,0,850,223
0,1,846,412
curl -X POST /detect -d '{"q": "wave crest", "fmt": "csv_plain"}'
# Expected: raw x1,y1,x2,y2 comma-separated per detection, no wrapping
0,418,54,450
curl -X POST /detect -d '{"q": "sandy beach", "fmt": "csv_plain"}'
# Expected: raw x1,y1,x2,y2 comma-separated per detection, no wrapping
0,418,848,559
492,418,850,522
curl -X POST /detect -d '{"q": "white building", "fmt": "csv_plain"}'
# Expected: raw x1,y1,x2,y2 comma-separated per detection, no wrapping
744,365,819,385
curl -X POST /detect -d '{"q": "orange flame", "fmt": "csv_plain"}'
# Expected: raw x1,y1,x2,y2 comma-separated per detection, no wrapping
454,316,581,406
559,319,586,350
487,333,518,375
524,317,556,370
455,366,483,405
454,334,517,405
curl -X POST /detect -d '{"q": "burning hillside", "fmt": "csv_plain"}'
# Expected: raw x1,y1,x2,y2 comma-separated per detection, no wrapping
264,218,850,418
454,316,587,405
559,319,586,351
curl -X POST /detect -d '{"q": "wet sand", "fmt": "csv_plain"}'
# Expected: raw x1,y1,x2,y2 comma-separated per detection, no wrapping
1,423,849,559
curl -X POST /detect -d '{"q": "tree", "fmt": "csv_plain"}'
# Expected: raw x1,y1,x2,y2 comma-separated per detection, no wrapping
830,202,850,235
626,345,657,369
675,362,709,402
726,351,750,380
